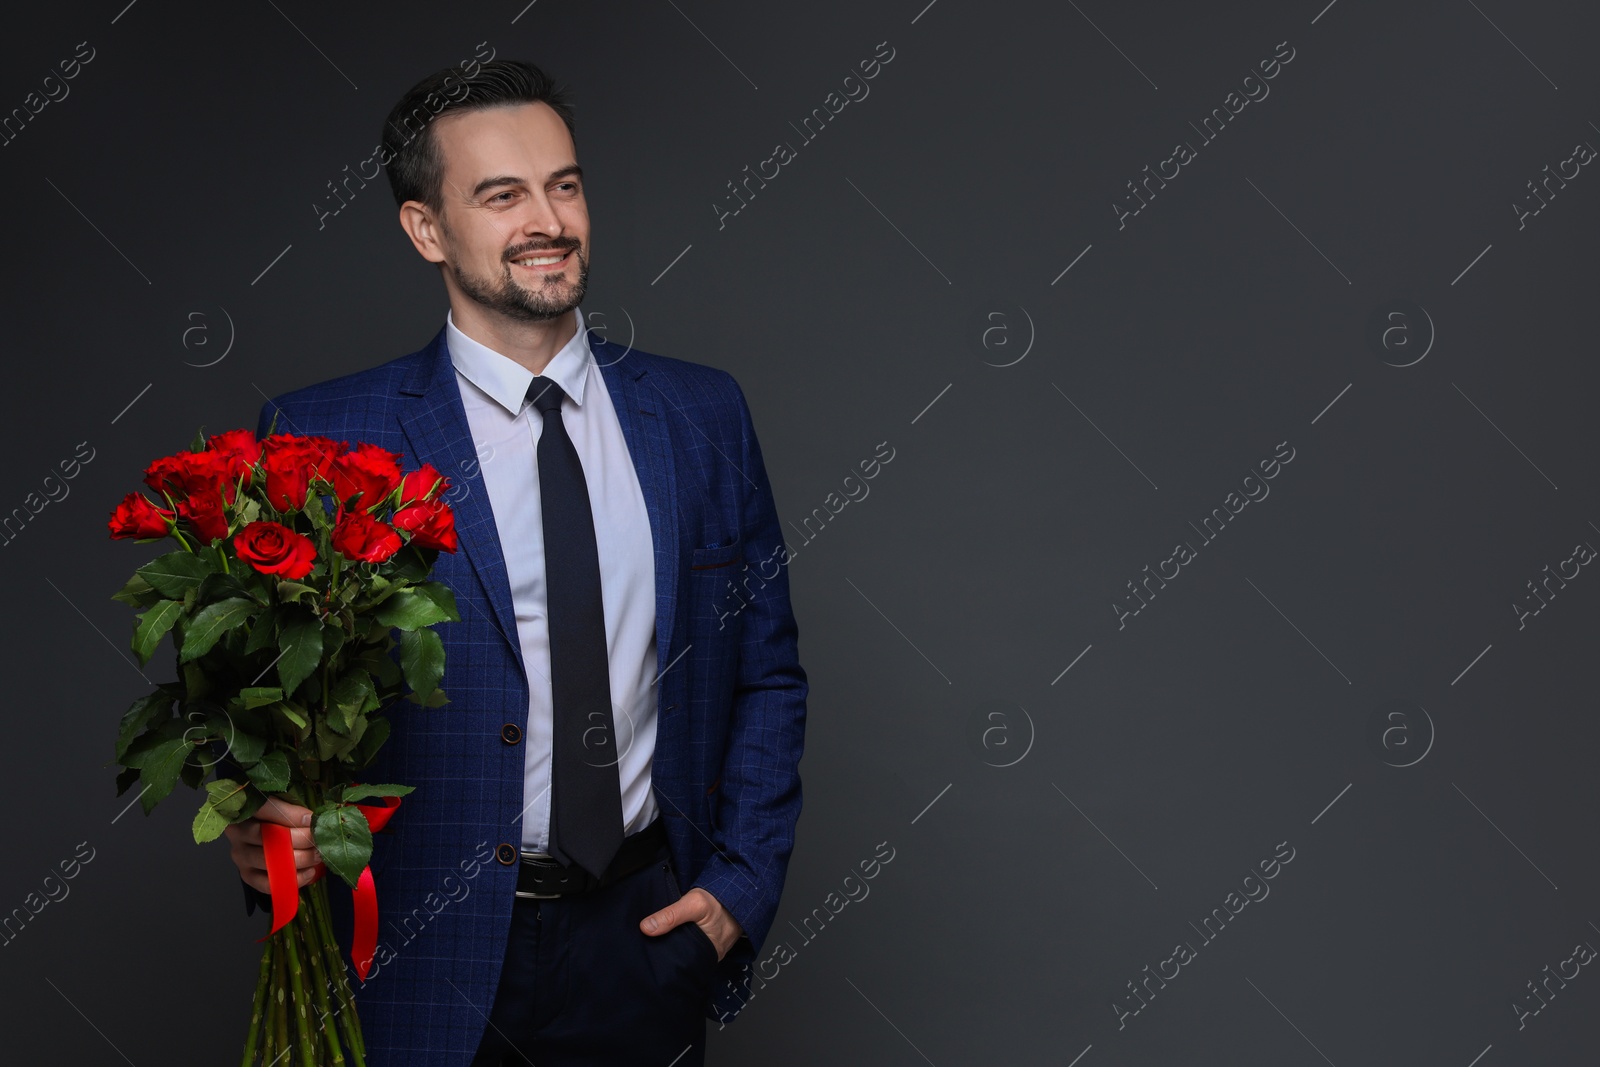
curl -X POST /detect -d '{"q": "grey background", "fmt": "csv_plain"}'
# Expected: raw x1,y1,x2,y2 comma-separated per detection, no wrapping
2,0,1597,1063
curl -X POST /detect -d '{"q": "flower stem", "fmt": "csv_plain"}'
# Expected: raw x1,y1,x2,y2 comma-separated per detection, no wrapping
325,552,342,621
158,490,194,552
309,880,366,1064
272,933,290,1064
242,937,271,1067
297,888,346,1066
283,921,320,1065
300,778,365,1066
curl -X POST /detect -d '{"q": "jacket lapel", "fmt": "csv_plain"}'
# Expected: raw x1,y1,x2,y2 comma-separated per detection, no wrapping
593,334,681,685
396,327,524,668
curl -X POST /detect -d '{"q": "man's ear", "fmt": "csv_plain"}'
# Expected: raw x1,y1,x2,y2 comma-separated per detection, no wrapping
398,201,448,264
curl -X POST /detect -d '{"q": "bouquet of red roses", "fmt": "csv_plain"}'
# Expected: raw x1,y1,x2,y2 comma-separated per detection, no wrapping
108,426,460,1067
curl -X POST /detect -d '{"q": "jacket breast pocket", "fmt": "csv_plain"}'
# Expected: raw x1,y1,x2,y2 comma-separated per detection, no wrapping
690,536,743,573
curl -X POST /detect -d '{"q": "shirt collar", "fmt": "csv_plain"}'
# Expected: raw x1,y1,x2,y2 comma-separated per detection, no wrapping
445,305,591,417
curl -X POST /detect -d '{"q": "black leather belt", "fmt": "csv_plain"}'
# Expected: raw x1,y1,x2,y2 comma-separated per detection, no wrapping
515,818,667,899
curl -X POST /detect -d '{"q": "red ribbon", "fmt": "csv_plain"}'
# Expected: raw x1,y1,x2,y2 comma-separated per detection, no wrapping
256,792,404,983
350,795,401,981
257,822,300,941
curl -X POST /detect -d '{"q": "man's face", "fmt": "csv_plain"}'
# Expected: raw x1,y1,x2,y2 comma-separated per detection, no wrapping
427,101,589,322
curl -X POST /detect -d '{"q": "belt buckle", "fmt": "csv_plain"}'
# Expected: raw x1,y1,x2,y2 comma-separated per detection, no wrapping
516,851,574,899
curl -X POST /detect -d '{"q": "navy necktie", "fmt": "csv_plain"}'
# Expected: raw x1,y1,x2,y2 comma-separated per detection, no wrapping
527,375,623,879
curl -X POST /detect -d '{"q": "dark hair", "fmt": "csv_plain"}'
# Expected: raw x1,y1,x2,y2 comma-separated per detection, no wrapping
380,59,576,212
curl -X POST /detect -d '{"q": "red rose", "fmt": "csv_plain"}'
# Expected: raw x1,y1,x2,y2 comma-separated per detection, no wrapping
393,499,458,552
258,434,342,510
234,521,317,579
107,493,172,539
331,443,403,510
207,428,261,462
263,433,344,475
144,449,234,503
332,509,403,563
178,492,231,544
207,429,262,484
398,464,449,507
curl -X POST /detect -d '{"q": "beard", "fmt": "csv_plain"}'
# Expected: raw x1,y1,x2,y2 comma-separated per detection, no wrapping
449,238,589,323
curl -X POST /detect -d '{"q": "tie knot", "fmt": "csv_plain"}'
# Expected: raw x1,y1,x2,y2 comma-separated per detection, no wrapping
527,376,567,416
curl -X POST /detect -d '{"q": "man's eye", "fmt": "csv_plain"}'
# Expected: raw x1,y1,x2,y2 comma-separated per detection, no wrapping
490,191,516,203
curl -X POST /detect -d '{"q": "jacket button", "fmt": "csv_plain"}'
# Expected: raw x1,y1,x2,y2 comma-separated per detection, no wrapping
501,723,522,745
495,843,517,866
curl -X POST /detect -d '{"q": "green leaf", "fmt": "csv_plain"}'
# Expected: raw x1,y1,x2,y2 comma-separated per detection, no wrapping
182,660,213,703
411,581,461,622
384,544,432,583
123,716,186,767
114,765,141,796
328,670,377,734
243,610,277,656
357,642,403,689
111,573,162,608
276,581,318,605
313,804,373,888
179,757,206,790
333,578,362,612
372,652,403,689
137,551,214,599
211,777,251,809
305,493,336,530
197,570,253,606
320,622,347,663
192,777,262,844
316,711,368,761
339,783,415,805
405,686,450,708
374,588,453,630
138,737,193,814
399,626,444,701
116,690,175,762
271,701,308,730
356,716,391,765
131,601,185,665
352,574,396,610
212,713,266,765
277,612,323,697
245,750,292,793
179,597,257,662
239,687,283,710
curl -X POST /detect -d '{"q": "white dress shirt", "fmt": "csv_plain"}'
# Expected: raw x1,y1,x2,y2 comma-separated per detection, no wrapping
446,305,660,854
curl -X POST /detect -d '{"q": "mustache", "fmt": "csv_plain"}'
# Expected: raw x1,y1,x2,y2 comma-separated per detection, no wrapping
504,238,581,261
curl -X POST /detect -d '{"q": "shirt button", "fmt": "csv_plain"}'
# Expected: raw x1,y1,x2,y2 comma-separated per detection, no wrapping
501,723,523,745
495,843,517,866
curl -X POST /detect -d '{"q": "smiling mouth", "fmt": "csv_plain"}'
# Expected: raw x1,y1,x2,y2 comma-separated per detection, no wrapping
509,249,572,269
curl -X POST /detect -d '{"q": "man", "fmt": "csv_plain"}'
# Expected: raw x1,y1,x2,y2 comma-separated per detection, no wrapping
221,59,807,1066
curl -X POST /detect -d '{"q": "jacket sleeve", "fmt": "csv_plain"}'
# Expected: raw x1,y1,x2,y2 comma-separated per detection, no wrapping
690,374,808,957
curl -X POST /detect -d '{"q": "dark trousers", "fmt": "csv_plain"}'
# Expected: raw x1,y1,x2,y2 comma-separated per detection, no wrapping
470,837,719,1066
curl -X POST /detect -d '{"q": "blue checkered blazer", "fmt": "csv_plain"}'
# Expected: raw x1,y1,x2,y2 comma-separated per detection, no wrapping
248,326,807,1064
